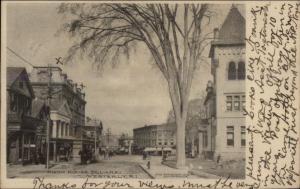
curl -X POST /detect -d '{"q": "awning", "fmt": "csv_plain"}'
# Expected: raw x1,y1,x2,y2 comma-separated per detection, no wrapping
144,147,173,152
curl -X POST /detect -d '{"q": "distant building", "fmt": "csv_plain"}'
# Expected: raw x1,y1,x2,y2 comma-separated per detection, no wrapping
133,123,176,153
118,134,134,154
83,117,103,152
6,67,40,164
101,134,120,150
208,6,245,160
29,66,87,162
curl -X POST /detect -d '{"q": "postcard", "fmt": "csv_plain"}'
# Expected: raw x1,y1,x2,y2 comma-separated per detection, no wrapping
1,1,299,189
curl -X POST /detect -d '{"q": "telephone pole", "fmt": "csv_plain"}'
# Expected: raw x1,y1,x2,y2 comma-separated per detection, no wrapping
46,64,52,169
94,119,97,156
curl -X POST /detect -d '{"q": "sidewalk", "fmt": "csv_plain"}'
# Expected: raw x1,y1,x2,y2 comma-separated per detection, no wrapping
138,156,191,179
162,157,245,179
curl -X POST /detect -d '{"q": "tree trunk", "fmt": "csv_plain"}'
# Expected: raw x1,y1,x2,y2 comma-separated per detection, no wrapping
167,76,189,168
176,116,186,168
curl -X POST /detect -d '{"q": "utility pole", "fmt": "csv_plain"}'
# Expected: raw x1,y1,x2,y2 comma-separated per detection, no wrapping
46,64,52,169
94,119,97,157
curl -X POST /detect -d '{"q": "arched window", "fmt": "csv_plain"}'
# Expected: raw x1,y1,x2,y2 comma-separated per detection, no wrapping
238,61,245,80
228,62,236,80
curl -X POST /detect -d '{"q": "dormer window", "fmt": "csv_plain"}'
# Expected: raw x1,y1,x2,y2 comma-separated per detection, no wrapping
228,62,236,80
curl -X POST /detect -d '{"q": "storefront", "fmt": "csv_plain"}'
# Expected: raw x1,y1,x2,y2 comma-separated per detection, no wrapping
7,115,39,164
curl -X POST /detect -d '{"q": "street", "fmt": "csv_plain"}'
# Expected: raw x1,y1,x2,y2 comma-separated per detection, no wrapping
7,155,151,179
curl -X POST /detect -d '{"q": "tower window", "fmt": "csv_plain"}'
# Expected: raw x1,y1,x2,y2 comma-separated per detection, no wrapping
238,61,245,80
228,62,236,80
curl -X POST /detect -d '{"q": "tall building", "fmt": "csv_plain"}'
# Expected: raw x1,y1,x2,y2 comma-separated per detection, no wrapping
208,6,245,160
29,66,86,161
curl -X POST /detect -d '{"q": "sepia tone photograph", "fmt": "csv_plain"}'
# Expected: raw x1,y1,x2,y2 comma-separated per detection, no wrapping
4,2,246,180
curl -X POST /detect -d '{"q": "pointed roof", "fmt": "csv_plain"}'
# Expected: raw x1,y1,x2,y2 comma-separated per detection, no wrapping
217,6,245,44
7,67,35,98
209,6,245,58
7,67,24,87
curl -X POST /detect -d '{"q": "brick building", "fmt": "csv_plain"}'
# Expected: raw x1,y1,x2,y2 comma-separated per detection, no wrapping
133,123,176,154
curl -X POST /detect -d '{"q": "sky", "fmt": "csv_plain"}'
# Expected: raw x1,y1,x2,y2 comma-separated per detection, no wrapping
5,2,244,135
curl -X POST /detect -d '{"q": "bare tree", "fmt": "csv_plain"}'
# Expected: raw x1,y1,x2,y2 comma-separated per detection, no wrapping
59,3,212,168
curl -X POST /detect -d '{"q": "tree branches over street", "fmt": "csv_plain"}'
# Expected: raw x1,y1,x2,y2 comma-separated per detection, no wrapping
59,3,213,168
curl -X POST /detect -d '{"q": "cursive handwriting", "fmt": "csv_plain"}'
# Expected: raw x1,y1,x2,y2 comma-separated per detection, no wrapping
245,2,300,188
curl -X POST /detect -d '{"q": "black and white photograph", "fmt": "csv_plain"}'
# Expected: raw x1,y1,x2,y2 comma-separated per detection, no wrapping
5,2,246,180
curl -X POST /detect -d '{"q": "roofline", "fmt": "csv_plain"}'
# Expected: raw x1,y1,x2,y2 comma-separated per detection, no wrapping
209,42,245,58
30,82,87,104
33,66,62,71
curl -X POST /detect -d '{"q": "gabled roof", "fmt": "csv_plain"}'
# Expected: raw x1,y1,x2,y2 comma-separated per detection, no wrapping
209,6,245,58
7,67,24,87
7,67,35,98
50,99,72,118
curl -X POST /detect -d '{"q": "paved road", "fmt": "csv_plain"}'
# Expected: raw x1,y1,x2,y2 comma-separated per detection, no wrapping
7,155,151,179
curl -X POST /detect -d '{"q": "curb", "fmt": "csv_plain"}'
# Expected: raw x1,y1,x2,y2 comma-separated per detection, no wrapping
138,164,155,179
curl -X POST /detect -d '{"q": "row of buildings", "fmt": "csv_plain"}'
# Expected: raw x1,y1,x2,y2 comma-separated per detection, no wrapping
133,6,246,161
6,66,103,164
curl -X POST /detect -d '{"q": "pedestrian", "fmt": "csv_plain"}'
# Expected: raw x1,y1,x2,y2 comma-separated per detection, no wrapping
216,154,222,168
79,150,83,164
147,160,150,169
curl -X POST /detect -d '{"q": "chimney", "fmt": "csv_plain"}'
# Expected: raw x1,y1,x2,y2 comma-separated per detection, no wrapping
213,28,219,40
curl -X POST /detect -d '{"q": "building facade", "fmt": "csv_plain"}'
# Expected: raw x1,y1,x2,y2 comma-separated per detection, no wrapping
208,6,245,160
133,123,176,153
83,118,103,153
29,66,86,162
6,67,40,164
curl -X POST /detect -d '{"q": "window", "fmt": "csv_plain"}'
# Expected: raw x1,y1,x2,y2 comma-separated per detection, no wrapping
234,96,240,111
226,96,233,111
226,95,245,112
241,126,246,146
242,95,246,110
238,62,245,80
227,126,234,146
10,93,17,112
228,62,236,80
